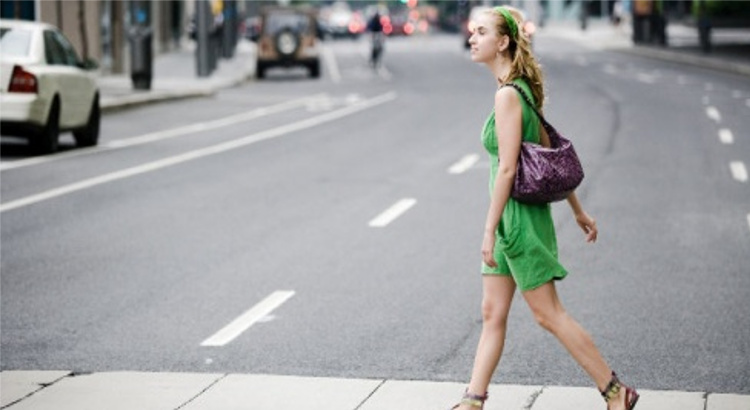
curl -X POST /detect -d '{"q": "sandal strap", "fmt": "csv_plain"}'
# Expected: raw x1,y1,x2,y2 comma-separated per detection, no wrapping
460,391,488,408
601,372,640,409
601,372,622,402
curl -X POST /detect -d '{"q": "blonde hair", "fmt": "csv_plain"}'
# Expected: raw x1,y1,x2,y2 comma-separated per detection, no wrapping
488,7,545,109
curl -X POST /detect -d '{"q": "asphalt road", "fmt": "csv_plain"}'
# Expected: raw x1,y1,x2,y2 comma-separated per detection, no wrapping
2,33,749,395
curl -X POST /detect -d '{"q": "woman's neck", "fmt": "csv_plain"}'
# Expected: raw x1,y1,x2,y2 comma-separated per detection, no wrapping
489,56,512,86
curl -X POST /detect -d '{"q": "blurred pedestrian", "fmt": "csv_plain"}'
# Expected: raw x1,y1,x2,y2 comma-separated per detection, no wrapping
451,6,640,410
367,11,384,67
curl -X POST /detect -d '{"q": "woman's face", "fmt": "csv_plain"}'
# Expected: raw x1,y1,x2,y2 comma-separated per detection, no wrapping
468,13,501,64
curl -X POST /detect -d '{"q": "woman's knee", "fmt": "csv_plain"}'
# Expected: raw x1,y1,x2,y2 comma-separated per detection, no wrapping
481,297,510,329
531,307,567,334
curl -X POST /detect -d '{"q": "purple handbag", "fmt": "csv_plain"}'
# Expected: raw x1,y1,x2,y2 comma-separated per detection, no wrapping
503,83,584,204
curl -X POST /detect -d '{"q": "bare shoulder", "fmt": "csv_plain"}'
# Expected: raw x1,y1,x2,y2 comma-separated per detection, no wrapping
494,86,521,111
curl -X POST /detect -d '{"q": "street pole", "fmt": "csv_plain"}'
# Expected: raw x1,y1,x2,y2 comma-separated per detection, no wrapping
196,0,211,77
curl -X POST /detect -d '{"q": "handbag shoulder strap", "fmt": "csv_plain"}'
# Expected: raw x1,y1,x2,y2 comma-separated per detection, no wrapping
500,82,552,130
500,82,560,147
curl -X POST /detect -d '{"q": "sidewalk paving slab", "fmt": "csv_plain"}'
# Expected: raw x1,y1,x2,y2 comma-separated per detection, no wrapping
2,371,221,410
635,390,706,410
707,393,750,410
99,40,256,113
180,374,382,410
531,386,604,410
358,380,540,410
537,20,750,77
0,371,71,408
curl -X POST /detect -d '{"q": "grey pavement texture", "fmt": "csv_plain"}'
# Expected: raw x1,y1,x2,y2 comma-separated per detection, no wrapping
2,371,749,410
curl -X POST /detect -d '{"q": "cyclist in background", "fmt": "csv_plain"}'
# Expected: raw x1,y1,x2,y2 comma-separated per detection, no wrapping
367,11,384,67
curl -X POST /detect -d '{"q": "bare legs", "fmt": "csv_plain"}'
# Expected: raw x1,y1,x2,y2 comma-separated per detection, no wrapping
523,282,630,410
458,275,516,410
458,279,628,410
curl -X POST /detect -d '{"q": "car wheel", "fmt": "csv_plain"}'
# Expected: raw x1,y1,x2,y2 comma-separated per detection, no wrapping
73,95,100,147
309,60,320,78
32,97,60,154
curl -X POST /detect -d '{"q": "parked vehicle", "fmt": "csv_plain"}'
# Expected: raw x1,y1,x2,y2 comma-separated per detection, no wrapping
319,1,364,39
253,7,322,79
0,19,100,154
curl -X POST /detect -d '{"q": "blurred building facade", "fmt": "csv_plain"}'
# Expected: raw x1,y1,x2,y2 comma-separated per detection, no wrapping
0,0,242,75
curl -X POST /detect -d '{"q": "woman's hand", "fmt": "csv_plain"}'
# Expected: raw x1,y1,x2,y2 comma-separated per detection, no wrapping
482,230,498,268
575,212,598,243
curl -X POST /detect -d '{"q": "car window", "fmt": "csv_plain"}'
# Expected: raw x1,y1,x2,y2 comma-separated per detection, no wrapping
44,30,80,66
43,30,66,65
264,13,310,35
0,27,33,57
52,31,81,66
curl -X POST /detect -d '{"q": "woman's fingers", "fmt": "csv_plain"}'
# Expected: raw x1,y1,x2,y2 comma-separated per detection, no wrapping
483,251,498,268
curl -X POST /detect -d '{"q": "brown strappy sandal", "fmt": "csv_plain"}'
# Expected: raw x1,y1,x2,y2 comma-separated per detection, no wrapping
601,371,639,410
450,390,488,410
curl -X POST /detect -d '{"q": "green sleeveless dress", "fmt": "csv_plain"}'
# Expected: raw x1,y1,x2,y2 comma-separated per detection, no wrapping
480,78,567,291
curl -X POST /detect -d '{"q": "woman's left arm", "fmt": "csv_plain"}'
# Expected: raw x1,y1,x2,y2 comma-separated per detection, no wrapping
482,88,523,268
566,191,598,243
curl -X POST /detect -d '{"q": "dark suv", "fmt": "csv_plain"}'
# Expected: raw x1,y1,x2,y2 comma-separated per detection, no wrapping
253,7,321,79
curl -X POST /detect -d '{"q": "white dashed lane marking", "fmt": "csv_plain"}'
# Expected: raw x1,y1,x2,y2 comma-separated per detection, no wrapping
730,161,748,183
201,291,295,347
718,129,734,144
448,154,480,174
706,106,721,123
369,198,417,228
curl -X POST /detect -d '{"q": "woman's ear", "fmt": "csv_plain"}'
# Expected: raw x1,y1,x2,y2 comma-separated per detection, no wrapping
497,35,510,53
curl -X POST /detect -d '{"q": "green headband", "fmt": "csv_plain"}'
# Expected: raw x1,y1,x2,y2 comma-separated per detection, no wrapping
494,6,518,40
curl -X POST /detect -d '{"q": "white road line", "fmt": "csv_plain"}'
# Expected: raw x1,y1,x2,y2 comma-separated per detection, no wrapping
0,95,325,172
368,198,417,228
718,129,734,144
706,106,721,123
730,161,748,182
448,154,480,174
603,64,617,75
321,44,341,84
0,92,398,213
201,291,295,347
746,98,750,108
637,73,656,84
747,214,750,233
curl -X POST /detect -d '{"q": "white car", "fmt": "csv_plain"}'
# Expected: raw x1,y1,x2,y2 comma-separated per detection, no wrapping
0,19,100,154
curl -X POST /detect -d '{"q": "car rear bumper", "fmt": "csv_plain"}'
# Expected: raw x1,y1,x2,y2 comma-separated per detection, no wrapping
0,92,47,126
258,57,319,68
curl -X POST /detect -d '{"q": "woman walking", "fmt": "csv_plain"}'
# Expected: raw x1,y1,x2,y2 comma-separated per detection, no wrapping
452,6,639,410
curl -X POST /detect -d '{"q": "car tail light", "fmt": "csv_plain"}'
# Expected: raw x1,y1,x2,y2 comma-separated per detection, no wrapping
9,65,37,93
404,22,415,35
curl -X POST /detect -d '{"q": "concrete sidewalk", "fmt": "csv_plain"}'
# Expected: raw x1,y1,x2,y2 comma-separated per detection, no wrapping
98,39,257,113
2,370,749,410
537,19,750,77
